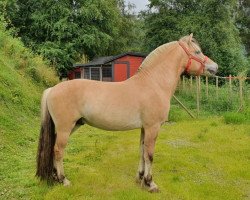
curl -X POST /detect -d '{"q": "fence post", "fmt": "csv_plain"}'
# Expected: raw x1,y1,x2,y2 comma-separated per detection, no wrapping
238,77,244,112
206,76,208,98
196,76,200,116
229,74,232,102
216,76,219,100
198,76,201,93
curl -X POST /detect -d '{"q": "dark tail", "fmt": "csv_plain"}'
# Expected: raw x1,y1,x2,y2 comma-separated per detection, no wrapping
36,89,56,183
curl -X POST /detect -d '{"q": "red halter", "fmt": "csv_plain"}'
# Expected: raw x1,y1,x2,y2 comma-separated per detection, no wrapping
178,41,208,76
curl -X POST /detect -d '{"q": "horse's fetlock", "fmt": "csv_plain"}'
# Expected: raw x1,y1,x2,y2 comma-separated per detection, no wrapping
143,175,152,186
58,175,65,183
139,171,144,179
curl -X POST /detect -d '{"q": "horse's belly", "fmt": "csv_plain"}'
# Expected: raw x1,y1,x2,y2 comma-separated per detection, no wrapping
85,120,141,131
81,105,142,131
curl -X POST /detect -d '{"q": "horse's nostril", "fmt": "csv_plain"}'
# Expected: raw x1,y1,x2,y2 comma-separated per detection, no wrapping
208,68,217,74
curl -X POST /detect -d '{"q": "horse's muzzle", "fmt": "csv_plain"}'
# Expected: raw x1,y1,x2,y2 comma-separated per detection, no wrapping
205,63,218,75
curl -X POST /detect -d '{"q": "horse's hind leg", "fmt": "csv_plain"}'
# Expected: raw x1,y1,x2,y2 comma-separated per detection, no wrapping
54,122,75,186
136,128,145,182
142,125,160,192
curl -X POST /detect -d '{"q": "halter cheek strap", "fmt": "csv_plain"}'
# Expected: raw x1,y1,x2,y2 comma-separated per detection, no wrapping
197,56,208,75
178,41,208,76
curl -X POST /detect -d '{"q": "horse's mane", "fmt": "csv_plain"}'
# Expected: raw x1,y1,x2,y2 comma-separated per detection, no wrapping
138,35,200,72
138,41,177,71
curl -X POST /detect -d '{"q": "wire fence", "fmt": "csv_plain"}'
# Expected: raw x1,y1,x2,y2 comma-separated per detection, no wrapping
174,75,250,116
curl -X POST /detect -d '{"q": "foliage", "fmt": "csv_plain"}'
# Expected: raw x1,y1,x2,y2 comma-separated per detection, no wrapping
223,111,250,124
1,0,249,77
142,0,249,76
0,24,57,139
223,99,250,124
0,0,144,75
112,1,146,54
236,0,250,56
0,20,58,86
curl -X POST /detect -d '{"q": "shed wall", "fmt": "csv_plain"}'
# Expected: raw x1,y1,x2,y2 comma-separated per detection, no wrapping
115,56,144,79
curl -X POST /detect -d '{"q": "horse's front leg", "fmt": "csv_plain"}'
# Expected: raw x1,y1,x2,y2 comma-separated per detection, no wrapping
142,125,160,192
136,128,145,183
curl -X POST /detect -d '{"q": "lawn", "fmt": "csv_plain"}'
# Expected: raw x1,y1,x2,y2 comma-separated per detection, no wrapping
1,117,249,200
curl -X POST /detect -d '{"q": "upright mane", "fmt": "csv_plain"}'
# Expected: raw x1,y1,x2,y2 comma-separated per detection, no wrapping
138,41,177,72
179,35,201,48
137,35,201,72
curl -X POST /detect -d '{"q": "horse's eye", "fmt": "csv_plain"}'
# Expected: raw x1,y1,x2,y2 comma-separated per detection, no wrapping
195,50,201,54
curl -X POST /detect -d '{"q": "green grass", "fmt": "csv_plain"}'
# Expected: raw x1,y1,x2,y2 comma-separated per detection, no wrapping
223,106,250,124
1,117,249,200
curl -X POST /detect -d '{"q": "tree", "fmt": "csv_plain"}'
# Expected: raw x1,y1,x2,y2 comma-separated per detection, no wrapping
143,0,248,76
236,0,250,56
1,0,142,75
111,0,145,54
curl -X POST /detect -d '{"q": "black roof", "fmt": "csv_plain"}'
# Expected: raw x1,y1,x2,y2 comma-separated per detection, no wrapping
73,52,147,67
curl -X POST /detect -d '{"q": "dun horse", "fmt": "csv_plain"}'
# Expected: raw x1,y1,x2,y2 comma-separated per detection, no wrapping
36,34,218,192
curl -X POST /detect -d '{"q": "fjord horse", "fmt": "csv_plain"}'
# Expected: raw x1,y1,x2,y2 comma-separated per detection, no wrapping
36,34,218,192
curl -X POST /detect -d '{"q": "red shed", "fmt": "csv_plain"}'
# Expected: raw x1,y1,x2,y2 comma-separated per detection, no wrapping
68,52,146,82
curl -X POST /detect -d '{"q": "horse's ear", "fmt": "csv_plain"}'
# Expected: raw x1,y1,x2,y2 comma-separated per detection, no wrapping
188,33,193,44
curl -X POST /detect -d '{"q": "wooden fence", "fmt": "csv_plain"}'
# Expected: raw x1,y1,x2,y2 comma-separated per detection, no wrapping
175,75,250,117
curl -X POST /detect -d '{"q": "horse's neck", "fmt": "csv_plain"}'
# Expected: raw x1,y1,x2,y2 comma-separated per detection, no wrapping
132,43,185,97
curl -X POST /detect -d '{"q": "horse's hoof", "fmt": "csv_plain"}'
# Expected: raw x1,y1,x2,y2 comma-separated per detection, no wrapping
149,185,159,193
63,178,71,186
148,181,159,193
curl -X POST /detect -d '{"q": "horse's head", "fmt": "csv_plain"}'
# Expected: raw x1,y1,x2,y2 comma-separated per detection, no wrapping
178,33,218,76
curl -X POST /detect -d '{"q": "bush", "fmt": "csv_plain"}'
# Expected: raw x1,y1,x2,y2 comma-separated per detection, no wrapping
223,112,247,124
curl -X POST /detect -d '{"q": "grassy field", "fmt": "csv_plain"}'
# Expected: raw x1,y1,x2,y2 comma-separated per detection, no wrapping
1,116,249,200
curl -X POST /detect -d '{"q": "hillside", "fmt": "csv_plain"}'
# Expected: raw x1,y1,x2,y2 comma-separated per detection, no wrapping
0,24,58,198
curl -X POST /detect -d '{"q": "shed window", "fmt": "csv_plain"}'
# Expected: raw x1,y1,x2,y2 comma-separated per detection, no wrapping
84,67,90,79
91,68,100,80
102,66,112,79
75,72,81,79
84,67,101,80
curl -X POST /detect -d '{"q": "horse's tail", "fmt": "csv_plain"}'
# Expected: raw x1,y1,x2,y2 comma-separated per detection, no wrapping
36,88,56,183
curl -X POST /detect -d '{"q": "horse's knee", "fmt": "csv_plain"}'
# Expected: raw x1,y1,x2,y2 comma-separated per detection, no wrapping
148,153,153,162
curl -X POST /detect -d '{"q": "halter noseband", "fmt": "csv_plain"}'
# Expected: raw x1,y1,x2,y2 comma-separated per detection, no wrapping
178,41,208,76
